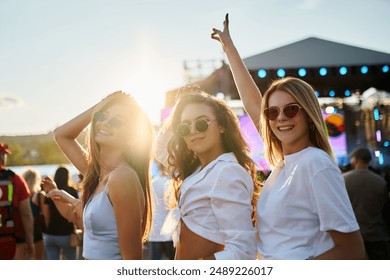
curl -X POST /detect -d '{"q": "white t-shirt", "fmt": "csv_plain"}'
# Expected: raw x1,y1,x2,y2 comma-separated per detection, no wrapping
256,147,359,260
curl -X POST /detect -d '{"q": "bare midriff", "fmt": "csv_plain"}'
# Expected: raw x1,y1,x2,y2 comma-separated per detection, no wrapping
175,221,224,260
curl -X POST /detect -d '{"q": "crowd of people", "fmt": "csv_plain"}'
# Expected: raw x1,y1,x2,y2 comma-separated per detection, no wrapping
1,14,389,260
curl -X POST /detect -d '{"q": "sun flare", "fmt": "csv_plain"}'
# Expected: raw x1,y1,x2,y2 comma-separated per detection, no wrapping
125,68,169,126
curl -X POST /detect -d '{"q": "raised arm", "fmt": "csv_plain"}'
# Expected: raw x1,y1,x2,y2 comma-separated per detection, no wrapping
53,107,93,174
42,176,83,228
153,126,174,168
54,91,126,174
211,14,262,131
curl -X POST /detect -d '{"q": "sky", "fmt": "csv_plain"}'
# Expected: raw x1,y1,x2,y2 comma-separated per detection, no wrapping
1,0,389,135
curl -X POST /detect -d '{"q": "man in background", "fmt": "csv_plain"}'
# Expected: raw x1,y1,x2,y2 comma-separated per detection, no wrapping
0,142,34,259
344,147,389,259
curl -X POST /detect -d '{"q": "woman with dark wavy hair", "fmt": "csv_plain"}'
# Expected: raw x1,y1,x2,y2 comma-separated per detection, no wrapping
159,89,260,260
43,166,78,260
42,91,153,260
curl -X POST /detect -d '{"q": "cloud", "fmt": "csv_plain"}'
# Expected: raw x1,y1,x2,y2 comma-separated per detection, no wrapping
0,95,23,108
299,0,321,10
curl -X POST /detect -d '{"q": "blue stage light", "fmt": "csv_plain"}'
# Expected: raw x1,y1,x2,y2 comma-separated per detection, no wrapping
298,68,306,77
373,108,380,121
344,90,351,97
382,65,389,73
339,66,348,75
329,90,336,97
384,141,389,147
319,67,327,76
379,154,384,165
277,68,286,78
315,91,320,97
360,66,368,74
258,69,267,78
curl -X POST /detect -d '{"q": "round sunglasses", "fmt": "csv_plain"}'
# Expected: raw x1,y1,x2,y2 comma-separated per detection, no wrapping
263,104,302,121
93,111,127,128
176,118,216,137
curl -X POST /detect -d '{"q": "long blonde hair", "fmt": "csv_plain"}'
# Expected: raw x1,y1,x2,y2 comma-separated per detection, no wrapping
23,168,41,193
260,77,334,166
82,94,154,242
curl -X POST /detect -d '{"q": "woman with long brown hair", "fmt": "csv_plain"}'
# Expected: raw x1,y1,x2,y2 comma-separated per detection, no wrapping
42,91,153,260
159,89,260,260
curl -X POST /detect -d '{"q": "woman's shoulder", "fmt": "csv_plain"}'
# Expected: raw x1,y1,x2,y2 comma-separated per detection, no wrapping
217,160,247,174
111,164,140,179
30,191,39,205
298,147,339,173
105,166,145,207
214,155,252,184
108,165,142,190
300,147,334,163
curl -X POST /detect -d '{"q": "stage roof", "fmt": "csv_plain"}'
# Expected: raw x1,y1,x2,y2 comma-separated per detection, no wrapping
164,37,390,106
243,37,390,69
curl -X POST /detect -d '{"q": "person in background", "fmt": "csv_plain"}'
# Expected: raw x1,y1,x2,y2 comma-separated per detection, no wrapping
211,14,365,260
75,173,84,199
73,172,84,260
44,166,78,260
383,173,390,241
148,161,174,260
23,168,47,260
344,147,389,259
42,91,154,260
0,142,34,260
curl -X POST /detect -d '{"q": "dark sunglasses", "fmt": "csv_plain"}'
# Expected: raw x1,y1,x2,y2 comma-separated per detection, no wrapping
176,118,216,137
93,111,127,128
263,104,302,121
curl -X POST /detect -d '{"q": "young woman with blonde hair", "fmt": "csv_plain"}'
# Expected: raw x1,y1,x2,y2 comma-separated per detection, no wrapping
158,89,261,260
42,91,153,260
211,14,365,260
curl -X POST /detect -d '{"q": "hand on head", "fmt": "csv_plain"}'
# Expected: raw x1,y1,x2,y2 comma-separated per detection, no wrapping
95,91,128,112
103,91,128,102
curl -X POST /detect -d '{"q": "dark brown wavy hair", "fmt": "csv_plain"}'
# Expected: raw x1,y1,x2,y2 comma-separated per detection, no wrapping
166,90,261,223
82,94,154,242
